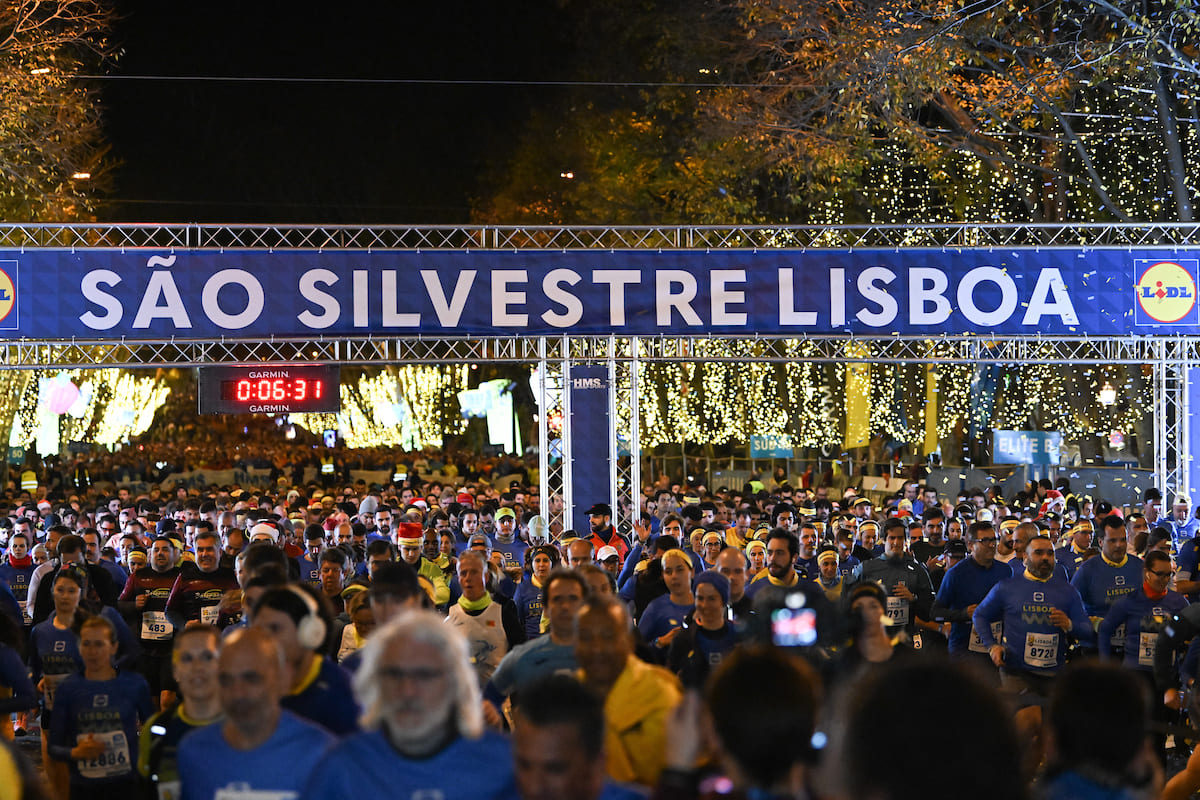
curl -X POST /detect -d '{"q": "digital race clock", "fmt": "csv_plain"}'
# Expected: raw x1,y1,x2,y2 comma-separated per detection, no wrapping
198,365,341,414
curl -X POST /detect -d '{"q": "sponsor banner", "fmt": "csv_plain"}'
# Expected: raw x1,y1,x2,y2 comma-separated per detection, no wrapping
0,248,1196,338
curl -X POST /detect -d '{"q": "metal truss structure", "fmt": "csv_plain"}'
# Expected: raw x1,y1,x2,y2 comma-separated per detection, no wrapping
3,221,1200,249
3,222,1197,531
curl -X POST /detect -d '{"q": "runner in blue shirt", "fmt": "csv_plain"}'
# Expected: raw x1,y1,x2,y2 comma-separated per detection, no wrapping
0,532,36,612
1071,515,1143,654
301,611,516,800
932,521,1011,674
252,584,357,735
30,566,137,800
1167,495,1200,553
512,546,559,640
178,629,333,800
1099,550,1188,670
137,626,224,800
49,615,152,799
638,550,694,660
974,535,1094,692
1053,521,1094,580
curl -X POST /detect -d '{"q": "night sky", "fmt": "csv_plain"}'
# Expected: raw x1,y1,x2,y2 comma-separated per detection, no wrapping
101,2,571,224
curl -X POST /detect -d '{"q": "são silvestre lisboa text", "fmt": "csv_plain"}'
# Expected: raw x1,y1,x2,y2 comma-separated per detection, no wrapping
70,257,1082,336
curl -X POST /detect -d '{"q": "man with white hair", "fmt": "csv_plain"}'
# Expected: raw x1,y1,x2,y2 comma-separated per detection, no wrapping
300,611,516,799
447,550,524,686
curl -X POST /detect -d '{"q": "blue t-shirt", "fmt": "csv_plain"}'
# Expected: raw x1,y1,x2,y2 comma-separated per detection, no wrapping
1053,544,1089,580
638,595,694,647
29,619,84,691
486,634,577,703
512,578,545,640
933,556,1012,654
1178,540,1200,602
49,671,152,785
794,555,819,580
301,728,516,800
1039,769,1145,800
0,560,35,605
1098,588,1189,670
281,656,358,736
294,555,321,587
492,538,529,577
1071,554,1144,619
0,644,36,714
973,573,1094,675
30,606,139,694
178,710,334,800
1170,519,1200,553
838,555,861,579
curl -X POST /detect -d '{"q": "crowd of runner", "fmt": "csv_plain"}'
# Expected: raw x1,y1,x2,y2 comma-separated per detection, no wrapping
0,458,1199,799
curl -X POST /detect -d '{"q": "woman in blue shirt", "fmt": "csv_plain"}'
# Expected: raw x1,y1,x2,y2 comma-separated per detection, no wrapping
49,615,152,800
638,549,694,661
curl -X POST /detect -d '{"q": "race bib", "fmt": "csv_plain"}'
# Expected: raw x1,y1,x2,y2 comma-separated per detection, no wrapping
1110,623,1126,649
885,596,910,626
1024,631,1059,669
77,730,130,780
157,781,181,800
1139,632,1157,668
969,621,1003,654
200,605,220,627
213,784,296,800
142,610,174,641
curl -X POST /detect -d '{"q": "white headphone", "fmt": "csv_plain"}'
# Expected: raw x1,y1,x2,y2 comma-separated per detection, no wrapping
289,586,327,651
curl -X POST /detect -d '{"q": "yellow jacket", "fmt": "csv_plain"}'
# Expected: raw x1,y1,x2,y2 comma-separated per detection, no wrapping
586,655,682,787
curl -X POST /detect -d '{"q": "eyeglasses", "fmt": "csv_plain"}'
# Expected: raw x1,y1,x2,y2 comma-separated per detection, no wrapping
1148,569,1174,578
975,537,998,545
378,666,442,683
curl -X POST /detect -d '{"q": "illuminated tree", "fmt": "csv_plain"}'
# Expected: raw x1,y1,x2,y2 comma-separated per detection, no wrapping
0,0,114,221
705,0,1199,222
479,0,1197,225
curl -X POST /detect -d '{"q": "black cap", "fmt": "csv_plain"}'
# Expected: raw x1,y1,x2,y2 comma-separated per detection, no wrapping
943,540,969,558
585,502,612,517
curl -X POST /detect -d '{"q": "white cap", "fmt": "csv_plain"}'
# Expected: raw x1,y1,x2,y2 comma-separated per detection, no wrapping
250,522,278,542
597,545,620,562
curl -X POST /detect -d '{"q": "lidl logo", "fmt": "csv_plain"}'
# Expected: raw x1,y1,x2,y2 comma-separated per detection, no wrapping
1135,260,1199,325
0,263,15,330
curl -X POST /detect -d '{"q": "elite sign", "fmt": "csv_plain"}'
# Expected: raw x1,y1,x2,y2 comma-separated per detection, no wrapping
0,248,1195,338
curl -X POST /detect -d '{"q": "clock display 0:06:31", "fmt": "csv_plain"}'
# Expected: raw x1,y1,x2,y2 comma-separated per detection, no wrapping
222,378,324,404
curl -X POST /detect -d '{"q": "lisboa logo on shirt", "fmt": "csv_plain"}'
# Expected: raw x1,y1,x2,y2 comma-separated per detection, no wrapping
1135,260,1199,325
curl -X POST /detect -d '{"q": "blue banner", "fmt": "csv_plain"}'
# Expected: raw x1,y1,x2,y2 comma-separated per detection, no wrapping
0,248,1195,338
993,430,1062,465
569,366,612,537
